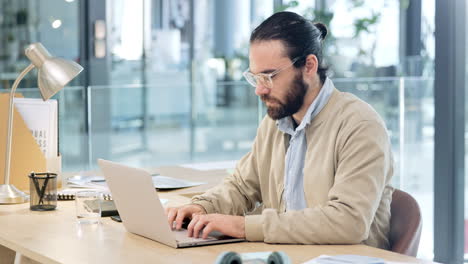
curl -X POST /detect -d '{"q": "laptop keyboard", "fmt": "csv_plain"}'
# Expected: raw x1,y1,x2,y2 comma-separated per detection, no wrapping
173,229,217,243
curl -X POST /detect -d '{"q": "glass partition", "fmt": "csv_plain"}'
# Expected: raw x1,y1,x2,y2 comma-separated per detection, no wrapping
192,81,260,162
0,75,434,257
57,86,88,171
86,81,260,169
334,76,434,258
87,83,189,168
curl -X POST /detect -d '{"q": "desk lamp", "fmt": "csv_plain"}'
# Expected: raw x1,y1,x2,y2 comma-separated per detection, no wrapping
0,43,83,203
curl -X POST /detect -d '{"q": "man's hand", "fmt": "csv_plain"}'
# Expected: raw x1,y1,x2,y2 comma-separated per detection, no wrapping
187,214,245,239
165,204,206,230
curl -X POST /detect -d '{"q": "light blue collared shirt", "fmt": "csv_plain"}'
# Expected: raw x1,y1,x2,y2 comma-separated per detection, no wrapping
277,77,334,211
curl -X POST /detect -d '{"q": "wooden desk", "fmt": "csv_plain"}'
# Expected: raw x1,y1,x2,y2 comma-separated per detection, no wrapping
0,167,433,264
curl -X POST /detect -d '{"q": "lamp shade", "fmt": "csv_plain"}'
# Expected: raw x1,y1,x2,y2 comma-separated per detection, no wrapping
25,43,83,101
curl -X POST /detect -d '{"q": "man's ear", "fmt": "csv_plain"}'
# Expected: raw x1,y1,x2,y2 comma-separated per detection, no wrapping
303,54,318,77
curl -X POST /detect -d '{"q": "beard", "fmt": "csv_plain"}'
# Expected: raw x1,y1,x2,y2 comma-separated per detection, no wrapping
261,72,308,120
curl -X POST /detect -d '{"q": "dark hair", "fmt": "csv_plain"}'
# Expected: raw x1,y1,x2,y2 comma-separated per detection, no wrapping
250,11,329,83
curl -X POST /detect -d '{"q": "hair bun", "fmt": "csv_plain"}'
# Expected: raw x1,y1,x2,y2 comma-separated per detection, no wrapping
314,22,328,40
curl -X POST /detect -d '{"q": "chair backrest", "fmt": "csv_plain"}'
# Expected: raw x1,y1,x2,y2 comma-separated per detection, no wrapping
389,189,422,257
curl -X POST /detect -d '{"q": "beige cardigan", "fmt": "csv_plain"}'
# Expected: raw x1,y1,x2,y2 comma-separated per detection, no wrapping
192,88,394,249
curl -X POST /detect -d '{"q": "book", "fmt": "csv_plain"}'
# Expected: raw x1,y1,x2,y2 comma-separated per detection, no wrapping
57,188,112,201
13,98,58,159
57,188,169,206
84,200,119,217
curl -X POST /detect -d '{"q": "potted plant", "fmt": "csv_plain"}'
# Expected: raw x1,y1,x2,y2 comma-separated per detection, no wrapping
277,1,382,77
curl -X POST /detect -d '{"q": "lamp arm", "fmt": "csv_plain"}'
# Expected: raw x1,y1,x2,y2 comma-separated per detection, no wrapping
4,63,35,185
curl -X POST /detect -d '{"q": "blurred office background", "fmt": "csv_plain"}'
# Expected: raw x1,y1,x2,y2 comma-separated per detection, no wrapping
0,0,466,262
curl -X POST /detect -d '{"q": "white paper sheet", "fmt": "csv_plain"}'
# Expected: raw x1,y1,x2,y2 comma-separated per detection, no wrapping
303,255,387,264
67,174,205,190
180,160,237,171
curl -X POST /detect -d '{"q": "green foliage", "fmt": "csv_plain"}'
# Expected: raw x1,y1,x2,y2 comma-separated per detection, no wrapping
277,0,384,62
6,33,15,42
353,12,380,38
400,0,410,9
351,0,365,8
277,1,382,41
275,0,299,12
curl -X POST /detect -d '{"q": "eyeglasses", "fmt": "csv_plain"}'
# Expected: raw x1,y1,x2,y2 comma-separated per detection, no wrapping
243,57,301,89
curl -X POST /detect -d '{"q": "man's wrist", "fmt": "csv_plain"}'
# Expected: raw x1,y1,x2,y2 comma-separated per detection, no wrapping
190,200,216,214
191,203,207,214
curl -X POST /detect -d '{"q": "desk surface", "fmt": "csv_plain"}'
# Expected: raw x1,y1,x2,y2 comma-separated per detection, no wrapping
1,166,432,264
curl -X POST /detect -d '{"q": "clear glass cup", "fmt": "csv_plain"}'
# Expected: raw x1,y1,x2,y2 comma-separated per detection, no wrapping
75,191,102,224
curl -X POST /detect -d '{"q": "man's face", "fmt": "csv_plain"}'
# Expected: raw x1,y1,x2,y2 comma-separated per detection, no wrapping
248,40,308,120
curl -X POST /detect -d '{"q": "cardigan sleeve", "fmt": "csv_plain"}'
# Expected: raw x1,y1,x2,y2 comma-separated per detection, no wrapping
244,120,392,244
191,137,262,216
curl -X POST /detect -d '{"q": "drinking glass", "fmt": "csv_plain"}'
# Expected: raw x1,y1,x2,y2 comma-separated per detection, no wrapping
75,191,102,224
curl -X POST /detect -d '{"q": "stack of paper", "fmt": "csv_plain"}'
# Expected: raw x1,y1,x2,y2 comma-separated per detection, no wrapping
303,255,413,264
151,175,205,189
303,255,386,264
67,175,110,190
67,174,205,190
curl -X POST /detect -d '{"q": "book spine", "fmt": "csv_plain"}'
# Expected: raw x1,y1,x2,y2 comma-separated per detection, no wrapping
57,194,112,201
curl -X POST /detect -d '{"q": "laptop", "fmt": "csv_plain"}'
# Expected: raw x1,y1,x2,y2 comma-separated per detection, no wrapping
97,159,245,248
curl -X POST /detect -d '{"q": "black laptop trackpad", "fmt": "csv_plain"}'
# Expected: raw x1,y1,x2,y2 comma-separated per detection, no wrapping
207,230,237,240
181,220,190,229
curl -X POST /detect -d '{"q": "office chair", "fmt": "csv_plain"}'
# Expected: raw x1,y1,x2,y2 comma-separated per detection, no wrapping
389,189,422,257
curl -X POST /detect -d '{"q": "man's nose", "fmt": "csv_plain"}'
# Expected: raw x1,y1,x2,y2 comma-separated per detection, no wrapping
255,84,270,96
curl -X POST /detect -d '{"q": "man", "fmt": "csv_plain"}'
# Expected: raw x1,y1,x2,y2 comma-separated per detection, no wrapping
166,11,394,249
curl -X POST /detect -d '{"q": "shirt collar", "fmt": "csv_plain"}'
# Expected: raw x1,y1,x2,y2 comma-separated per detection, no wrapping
277,77,334,135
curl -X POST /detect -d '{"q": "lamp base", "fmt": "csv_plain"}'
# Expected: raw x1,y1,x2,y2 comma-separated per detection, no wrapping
0,184,29,204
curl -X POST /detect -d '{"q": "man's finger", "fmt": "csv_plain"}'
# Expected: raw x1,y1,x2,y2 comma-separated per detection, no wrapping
193,216,207,238
187,214,199,237
175,208,188,230
166,209,177,229
202,223,214,239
